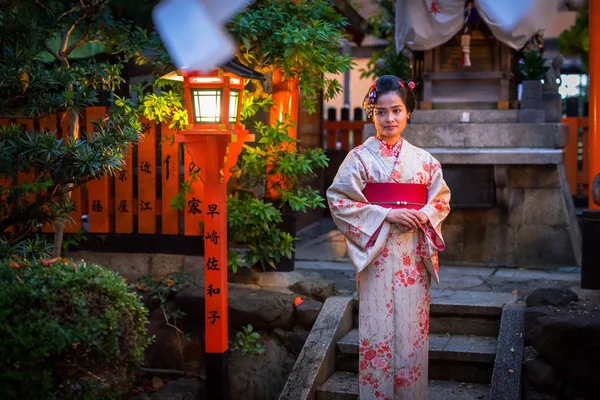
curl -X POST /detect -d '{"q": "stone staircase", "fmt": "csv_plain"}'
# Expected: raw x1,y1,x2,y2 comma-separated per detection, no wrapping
315,290,517,400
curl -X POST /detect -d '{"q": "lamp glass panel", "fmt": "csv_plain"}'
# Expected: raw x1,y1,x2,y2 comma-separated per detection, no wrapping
229,89,240,123
191,89,221,123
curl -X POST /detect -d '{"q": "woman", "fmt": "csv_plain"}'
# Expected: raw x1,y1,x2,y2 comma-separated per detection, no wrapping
326,75,451,399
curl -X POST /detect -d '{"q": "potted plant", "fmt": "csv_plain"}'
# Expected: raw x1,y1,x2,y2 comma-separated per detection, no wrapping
518,50,549,110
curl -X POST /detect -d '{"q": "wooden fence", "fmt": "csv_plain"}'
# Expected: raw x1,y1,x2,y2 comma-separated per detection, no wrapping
323,107,367,151
1,106,208,236
563,116,590,197
2,110,591,238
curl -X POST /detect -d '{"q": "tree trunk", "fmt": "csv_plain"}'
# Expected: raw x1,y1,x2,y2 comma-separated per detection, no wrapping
52,110,79,257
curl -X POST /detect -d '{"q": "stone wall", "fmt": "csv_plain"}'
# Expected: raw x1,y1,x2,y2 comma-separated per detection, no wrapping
441,165,580,267
400,110,581,268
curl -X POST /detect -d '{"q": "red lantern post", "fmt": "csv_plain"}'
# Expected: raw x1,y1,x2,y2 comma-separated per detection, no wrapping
166,66,258,400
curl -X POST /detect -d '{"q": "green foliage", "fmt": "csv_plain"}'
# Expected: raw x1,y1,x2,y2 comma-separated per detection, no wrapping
231,325,265,356
228,119,328,270
0,257,149,400
0,235,53,259
518,50,549,81
359,0,412,81
0,1,166,255
0,111,142,238
360,48,412,81
62,230,89,253
229,0,353,113
134,271,189,330
559,9,589,71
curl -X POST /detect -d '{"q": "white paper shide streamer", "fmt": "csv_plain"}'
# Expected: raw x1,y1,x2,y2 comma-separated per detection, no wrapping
153,0,252,72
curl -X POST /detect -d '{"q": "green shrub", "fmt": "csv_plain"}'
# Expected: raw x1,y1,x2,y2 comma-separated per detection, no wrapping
0,258,150,399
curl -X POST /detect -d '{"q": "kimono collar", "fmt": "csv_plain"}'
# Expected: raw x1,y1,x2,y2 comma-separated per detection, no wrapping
375,136,403,158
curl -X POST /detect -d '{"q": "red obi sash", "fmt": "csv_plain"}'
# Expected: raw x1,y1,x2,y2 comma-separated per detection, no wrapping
363,183,427,210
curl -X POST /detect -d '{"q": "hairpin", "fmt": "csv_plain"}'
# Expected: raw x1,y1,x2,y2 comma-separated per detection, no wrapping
408,81,416,89
370,82,377,90
398,80,404,89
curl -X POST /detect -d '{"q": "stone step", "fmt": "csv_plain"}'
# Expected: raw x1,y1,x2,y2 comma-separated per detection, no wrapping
316,371,491,400
336,329,496,382
411,109,529,124
353,290,517,336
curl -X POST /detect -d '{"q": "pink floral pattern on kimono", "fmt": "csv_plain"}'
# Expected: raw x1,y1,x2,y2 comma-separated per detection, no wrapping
327,137,451,399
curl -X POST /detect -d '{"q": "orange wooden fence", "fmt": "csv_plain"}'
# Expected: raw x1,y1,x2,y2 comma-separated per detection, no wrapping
323,107,367,151
563,116,590,198
1,108,207,236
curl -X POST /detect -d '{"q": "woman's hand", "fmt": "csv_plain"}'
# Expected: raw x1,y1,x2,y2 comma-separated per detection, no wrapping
385,209,429,231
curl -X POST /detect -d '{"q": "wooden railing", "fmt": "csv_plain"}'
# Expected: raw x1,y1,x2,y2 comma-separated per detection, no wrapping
323,107,367,151
563,116,590,197
1,107,207,236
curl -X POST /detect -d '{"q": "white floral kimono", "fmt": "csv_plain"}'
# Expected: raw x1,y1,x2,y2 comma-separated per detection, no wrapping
327,136,451,399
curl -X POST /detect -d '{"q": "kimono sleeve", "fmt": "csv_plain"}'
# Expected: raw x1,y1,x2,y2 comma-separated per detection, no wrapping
326,150,391,251
419,159,451,251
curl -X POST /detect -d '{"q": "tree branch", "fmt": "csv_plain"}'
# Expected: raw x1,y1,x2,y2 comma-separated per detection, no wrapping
57,4,80,22
34,0,52,16
43,40,60,62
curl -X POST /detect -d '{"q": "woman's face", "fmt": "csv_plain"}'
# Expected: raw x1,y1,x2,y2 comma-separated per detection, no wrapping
373,91,409,143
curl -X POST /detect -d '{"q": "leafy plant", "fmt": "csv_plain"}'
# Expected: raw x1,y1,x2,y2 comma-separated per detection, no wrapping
359,0,412,81
0,235,53,259
229,0,353,113
518,50,549,81
228,119,328,270
559,9,589,71
62,229,89,254
0,0,167,257
0,257,149,400
231,325,265,356
135,271,189,336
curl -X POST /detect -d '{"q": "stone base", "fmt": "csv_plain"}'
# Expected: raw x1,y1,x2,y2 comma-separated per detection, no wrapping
440,165,581,268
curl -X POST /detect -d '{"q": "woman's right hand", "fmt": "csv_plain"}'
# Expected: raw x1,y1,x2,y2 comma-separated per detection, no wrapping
385,209,424,231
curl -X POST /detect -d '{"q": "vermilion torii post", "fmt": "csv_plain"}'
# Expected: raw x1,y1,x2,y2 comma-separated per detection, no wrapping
168,64,260,400
590,0,600,211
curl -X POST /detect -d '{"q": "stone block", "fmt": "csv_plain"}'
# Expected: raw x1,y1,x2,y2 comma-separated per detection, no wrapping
516,225,577,266
490,305,525,400
431,290,517,316
438,223,464,262
459,223,487,264
445,208,501,226
150,254,186,277
433,333,497,363
523,188,567,226
542,92,563,123
403,123,567,149
411,110,520,124
278,297,353,400
430,315,501,336
316,372,491,400
507,188,525,226
518,109,546,123
183,255,203,270
431,148,564,165
289,279,337,302
482,225,517,266
296,298,323,330
107,253,152,281
509,165,560,189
